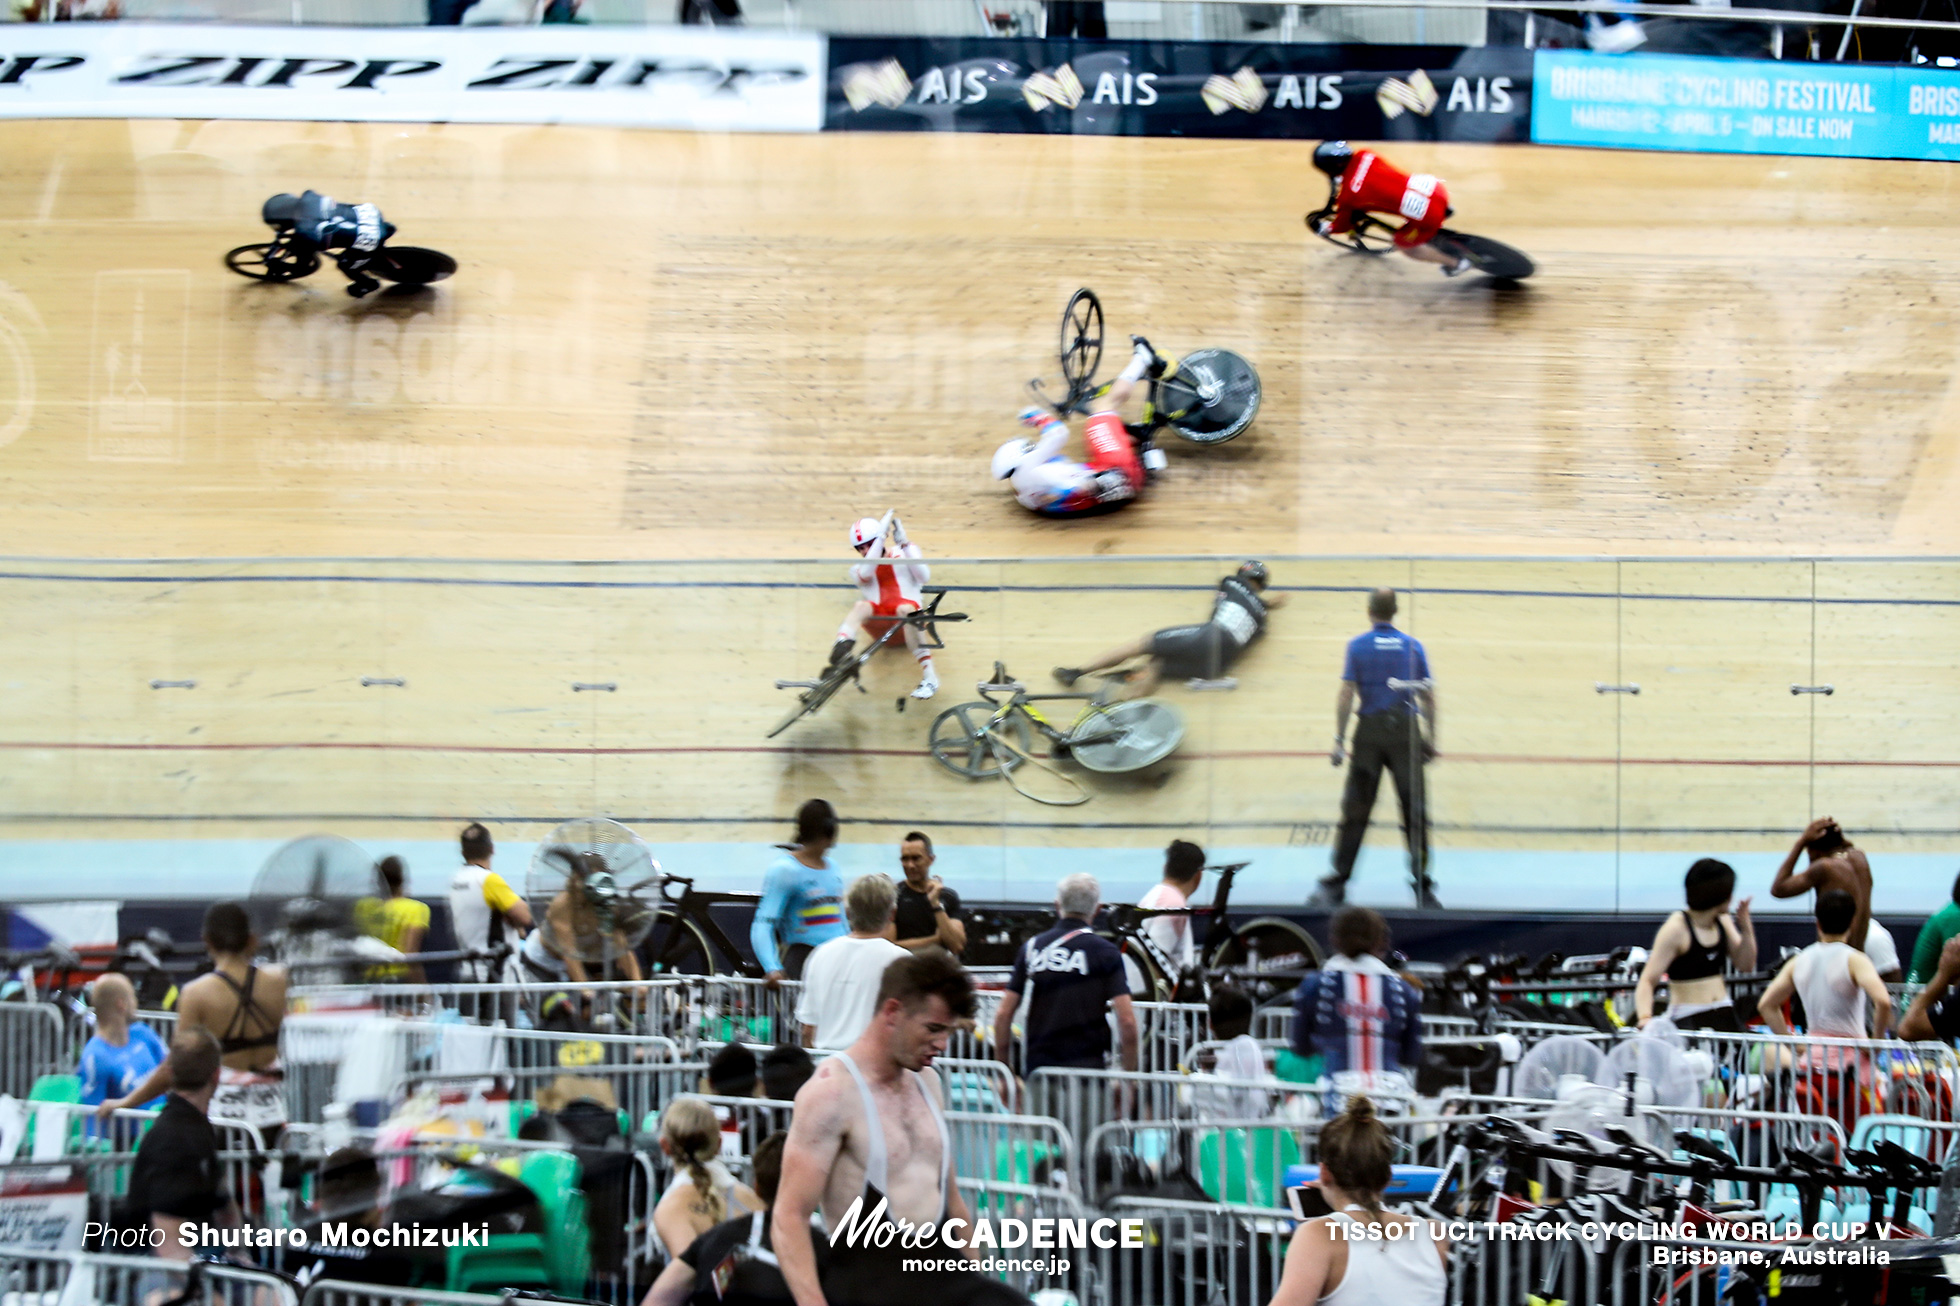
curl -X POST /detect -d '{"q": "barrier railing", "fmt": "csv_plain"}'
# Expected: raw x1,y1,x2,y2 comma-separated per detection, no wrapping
2,1106,274,1227
0,1248,299,1306
1096,1196,1291,1306
301,1283,504,1306
0,1002,70,1101
1678,1029,1960,1132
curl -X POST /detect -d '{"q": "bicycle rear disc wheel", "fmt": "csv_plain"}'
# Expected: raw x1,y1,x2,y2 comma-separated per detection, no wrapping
928,702,1032,779
1067,699,1184,773
224,242,319,283
643,911,718,976
1209,917,1323,1006
1433,229,1534,280
1163,349,1261,445
1059,288,1103,399
374,245,457,286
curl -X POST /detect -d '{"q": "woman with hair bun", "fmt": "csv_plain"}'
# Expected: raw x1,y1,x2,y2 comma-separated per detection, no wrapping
1269,1096,1447,1306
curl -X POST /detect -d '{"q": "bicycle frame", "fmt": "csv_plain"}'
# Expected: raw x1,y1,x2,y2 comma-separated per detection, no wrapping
644,876,761,978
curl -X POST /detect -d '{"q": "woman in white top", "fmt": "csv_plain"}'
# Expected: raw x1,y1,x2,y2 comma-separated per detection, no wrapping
1268,1096,1448,1306
652,1097,761,1259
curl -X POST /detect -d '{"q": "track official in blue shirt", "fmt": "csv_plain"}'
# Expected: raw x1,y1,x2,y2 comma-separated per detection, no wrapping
1312,589,1441,911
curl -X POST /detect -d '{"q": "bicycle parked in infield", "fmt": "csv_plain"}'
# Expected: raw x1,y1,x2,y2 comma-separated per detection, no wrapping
1098,860,1323,1006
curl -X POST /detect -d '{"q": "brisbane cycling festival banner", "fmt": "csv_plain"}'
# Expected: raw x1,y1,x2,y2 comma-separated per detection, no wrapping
825,37,1531,141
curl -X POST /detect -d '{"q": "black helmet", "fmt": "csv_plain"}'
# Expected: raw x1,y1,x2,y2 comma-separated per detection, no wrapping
261,192,300,230
1236,560,1269,587
1312,140,1354,177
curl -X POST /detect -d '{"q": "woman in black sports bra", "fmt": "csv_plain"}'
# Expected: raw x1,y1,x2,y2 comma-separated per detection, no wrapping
98,902,288,1119
1633,858,1758,1033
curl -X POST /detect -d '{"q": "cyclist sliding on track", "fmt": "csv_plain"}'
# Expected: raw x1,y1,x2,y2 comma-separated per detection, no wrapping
991,336,1169,517
826,510,938,701
1309,140,1470,276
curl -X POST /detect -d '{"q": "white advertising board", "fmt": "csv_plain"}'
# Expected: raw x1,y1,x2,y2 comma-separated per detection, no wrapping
0,24,824,130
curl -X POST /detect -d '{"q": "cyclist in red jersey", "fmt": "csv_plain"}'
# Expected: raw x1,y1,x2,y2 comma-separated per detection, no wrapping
1309,140,1469,276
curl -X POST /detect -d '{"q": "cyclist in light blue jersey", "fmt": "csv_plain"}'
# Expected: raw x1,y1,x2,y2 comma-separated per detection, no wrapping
752,799,845,984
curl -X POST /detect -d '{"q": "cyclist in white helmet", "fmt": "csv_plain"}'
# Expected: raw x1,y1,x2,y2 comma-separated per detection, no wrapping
826,511,937,701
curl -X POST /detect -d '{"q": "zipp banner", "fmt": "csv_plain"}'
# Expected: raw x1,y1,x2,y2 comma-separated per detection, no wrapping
0,25,824,130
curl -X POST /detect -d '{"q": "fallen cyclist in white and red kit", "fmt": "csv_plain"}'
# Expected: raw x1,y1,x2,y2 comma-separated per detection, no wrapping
991,337,1168,517
826,510,939,701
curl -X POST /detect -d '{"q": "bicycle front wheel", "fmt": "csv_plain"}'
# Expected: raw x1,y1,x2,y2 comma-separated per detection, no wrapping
1067,700,1184,773
1209,917,1323,1006
1162,349,1261,445
224,242,319,283
928,702,1032,779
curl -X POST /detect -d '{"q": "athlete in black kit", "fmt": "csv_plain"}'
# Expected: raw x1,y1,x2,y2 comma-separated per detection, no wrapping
1053,560,1286,698
261,191,397,298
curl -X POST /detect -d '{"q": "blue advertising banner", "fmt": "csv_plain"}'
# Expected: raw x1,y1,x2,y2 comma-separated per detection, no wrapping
1532,49,1960,162
826,37,1532,142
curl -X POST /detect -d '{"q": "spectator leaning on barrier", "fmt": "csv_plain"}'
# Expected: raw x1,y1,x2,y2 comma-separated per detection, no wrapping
77,973,167,1124
993,873,1139,1077
647,1131,798,1306
892,831,967,957
1908,869,1960,987
126,1029,235,1260
1634,858,1757,1033
1759,889,1893,1038
1137,839,1206,975
797,875,909,1051
449,822,532,982
1771,816,1900,981
1290,908,1422,1101
1900,936,1960,1043
1268,1096,1449,1306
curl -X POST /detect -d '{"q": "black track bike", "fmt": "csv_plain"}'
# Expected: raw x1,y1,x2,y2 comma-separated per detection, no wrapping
225,210,456,296
1306,175,1534,280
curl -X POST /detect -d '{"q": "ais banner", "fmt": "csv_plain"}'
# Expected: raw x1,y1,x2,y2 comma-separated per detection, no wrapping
826,37,1531,141
1533,49,1960,162
0,25,824,131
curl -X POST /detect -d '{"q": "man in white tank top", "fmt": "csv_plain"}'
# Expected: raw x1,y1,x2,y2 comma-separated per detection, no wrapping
1758,889,1894,1038
775,952,1027,1306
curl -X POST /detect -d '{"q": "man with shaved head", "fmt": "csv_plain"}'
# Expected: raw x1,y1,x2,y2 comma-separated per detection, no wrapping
1312,588,1441,911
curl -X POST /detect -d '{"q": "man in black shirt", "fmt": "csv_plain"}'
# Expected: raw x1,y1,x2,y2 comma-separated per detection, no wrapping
1901,935,1960,1043
993,873,1137,1076
128,1029,234,1259
646,1132,800,1306
892,830,966,957
1053,561,1286,698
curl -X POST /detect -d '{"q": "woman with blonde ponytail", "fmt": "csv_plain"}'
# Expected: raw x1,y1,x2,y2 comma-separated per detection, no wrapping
653,1097,760,1258
1268,1096,1448,1306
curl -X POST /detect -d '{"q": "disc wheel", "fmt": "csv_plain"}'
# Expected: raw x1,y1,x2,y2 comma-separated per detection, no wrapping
642,911,718,976
1162,349,1262,445
373,245,457,286
224,242,319,283
928,701,1032,779
1432,229,1535,280
1104,932,1174,1003
1209,917,1324,1006
1066,700,1184,773
1058,288,1103,401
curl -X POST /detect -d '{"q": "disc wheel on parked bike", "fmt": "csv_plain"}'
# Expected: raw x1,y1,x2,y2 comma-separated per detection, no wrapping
372,245,458,288
928,701,1034,779
1208,917,1324,1006
1161,348,1262,445
642,910,719,975
224,242,320,283
1066,700,1184,773
1431,228,1535,281
1058,288,1104,403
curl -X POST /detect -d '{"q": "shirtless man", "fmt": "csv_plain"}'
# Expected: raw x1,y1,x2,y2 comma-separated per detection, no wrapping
774,951,1027,1306
1770,817,1900,981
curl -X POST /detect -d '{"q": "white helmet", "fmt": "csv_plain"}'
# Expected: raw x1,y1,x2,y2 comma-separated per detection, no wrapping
992,438,1034,481
848,517,883,550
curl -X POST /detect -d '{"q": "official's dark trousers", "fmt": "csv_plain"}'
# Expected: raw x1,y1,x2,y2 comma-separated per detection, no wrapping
1330,709,1430,885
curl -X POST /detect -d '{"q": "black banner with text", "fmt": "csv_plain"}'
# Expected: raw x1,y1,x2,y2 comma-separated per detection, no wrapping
826,37,1531,141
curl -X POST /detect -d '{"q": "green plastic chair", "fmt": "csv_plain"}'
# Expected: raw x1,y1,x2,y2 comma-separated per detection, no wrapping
991,1139,1057,1186
1197,1128,1301,1208
519,1149,590,1294
26,1074,82,1153
445,1240,553,1293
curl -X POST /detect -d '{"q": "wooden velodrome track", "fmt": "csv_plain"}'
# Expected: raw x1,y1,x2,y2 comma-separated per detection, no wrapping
0,120,1957,911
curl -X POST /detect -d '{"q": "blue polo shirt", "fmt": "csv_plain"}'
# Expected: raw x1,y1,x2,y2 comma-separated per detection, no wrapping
1342,623,1430,717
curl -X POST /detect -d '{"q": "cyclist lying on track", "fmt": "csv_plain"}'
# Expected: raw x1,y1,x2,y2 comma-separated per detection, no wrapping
1054,560,1284,697
827,511,937,701
992,336,1168,517
1309,141,1468,276
262,190,397,299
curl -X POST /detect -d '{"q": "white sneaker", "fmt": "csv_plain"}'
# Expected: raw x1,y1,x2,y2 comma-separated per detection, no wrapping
911,665,939,700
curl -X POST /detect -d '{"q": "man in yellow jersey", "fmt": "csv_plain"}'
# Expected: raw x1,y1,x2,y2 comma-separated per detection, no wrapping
448,823,533,982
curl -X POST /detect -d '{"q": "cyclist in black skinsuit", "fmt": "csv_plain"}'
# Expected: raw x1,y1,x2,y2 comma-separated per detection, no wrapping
1052,561,1286,698
261,191,397,298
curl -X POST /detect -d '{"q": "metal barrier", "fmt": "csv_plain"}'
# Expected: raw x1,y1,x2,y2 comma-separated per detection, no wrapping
948,1111,1075,1195
1678,1028,1960,1132
0,1249,298,1306
1096,1196,1290,1306
301,1283,503,1306
1029,1067,1311,1188
954,1177,1093,1302
402,1055,704,1134
133,1009,178,1044
0,1002,71,1101
2,1107,273,1229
